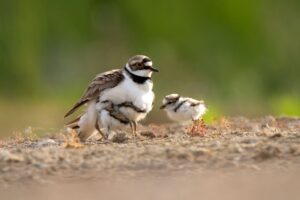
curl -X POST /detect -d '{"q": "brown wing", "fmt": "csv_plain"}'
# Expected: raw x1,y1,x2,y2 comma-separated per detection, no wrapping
190,99,204,107
64,69,124,118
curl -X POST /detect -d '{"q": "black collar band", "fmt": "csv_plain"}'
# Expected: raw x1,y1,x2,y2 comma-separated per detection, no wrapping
174,100,187,112
124,67,151,84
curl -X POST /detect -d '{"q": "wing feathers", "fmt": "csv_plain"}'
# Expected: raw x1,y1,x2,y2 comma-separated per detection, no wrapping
65,114,82,129
64,100,88,118
64,69,124,118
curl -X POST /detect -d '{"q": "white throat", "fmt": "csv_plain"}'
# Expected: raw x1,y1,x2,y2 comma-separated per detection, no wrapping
125,63,153,77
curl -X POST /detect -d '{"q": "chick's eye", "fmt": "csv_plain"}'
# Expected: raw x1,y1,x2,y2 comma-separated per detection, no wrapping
137,63,142,67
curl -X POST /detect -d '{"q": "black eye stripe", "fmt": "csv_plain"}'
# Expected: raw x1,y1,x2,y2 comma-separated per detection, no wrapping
142,58,151,63
166,96,180,103
167,99,177,104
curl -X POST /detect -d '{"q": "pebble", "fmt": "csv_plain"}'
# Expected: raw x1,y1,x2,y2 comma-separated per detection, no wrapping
36,139,57,147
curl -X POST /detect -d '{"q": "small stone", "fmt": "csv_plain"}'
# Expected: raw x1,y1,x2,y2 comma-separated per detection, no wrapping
1,166,10,172
192,148,210,157
269,133,282,139
112,132,128,143
36,139,57,147
254,145,281,161
0,150,25,162
140,131,155,138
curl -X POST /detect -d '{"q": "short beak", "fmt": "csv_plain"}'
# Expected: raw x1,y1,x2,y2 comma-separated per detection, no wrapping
149,66,159,72
160,104,166,109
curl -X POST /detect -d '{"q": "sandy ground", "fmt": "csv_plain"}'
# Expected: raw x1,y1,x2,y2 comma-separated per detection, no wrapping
0,116,300,199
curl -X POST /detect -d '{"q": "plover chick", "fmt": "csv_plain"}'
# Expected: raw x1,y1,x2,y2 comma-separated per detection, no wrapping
160,94,207,122
95,100,135,140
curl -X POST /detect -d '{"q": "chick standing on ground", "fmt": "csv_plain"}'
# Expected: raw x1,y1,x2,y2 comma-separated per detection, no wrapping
160,94,207,122
95,100,136,140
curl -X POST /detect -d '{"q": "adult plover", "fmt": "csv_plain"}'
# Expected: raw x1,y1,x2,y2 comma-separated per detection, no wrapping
65,55,158,141
160,94,207,122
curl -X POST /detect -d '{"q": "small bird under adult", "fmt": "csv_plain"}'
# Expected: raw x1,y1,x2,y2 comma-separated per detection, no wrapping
94,100,135,140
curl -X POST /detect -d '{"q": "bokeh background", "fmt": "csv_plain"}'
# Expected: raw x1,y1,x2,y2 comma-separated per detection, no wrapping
0,0,299,136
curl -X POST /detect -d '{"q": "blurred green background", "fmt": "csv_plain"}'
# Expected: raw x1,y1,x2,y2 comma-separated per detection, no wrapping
0,0,299,136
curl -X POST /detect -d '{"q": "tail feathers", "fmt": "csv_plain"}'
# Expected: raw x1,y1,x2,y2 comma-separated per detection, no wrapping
199,103,207,115
66,115,81,129
64,100,88,118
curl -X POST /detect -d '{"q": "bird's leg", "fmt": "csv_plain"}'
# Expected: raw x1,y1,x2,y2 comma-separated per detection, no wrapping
133,121,137,138
107,125,115,141
95,121,108,141
95,114,109,141
187,118,199,134
192,117,202,127
129,121,134,136
78,131,88,143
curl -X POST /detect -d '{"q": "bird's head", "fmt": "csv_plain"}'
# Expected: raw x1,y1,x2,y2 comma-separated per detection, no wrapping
98,100,114,111
125,55,159,77
160,94,180,110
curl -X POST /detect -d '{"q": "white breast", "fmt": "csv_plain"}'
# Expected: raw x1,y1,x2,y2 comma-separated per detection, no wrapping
99,73,154,122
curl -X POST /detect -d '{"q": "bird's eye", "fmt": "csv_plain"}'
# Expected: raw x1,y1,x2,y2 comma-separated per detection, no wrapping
137,63,142,67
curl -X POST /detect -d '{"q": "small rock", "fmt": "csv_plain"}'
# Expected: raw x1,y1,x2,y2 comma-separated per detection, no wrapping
177,153,190,160
1,166,10,172
140,131,156,138
36,139,57,147
0,150,25,162
192,148,210,157
269,133,282,139
233,144,244,153
254,145,281,161
112,132,128,143
241,137,258,144
289,146,300,156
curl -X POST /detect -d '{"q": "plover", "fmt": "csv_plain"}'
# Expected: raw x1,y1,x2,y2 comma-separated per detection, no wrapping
160,94,207,122
65,55,158,141
95,100,134,140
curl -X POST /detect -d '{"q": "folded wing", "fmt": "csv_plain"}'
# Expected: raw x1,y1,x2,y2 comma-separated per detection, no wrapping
64,69,124,118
